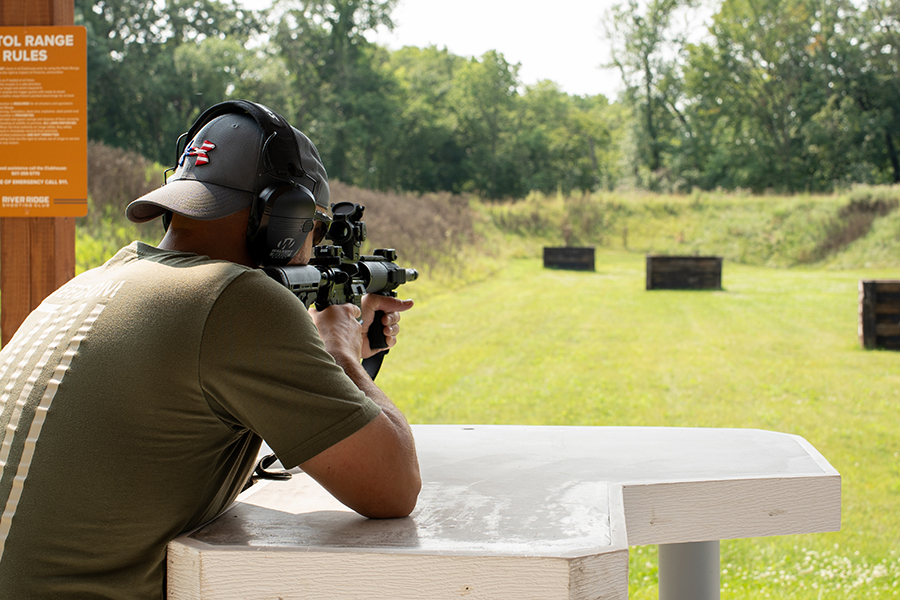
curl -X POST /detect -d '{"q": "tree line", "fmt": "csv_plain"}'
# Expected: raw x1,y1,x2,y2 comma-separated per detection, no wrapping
79,0,899,198
608,0,900,193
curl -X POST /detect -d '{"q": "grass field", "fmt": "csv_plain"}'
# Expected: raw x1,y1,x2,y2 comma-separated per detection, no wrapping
377,250,900,598
70,173,900,595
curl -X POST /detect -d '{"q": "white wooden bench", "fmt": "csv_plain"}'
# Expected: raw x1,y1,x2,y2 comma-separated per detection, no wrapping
168,425,841,600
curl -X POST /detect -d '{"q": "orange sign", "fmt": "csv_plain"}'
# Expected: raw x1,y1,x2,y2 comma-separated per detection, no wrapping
0,26,87,217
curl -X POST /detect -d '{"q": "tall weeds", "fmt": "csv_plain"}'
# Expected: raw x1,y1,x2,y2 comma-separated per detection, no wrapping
77,142,161,272
483,186,900,268
811,188,900,262
77,142,900,277
328,182,482,283
76,143,489,285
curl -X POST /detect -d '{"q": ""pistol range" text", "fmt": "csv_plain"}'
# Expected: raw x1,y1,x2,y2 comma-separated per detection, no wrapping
1,34,75,62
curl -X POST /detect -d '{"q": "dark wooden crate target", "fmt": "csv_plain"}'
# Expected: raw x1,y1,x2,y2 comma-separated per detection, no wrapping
543,247,595,271
646,256,723,290
858,280,900,350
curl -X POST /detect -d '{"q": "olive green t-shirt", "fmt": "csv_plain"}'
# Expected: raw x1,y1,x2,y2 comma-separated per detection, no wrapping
0,242,381,599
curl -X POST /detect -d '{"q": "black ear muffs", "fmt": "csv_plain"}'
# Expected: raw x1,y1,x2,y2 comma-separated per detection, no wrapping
246,181,317,266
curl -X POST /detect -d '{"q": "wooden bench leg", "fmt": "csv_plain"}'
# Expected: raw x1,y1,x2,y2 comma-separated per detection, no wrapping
658,540,720,600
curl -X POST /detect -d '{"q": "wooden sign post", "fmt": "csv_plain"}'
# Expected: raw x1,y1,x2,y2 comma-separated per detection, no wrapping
0,0,78,345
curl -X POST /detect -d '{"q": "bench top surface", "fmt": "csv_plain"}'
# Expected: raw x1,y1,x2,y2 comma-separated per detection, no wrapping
410,425,834,483
181,425,839,559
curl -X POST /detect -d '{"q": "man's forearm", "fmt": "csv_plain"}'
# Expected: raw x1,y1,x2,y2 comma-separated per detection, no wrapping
306,301,421,517
338,356,417,442
304,353,421,518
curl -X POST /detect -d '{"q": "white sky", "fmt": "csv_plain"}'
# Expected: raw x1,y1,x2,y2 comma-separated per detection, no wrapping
369,0,624,98
240,0,626,99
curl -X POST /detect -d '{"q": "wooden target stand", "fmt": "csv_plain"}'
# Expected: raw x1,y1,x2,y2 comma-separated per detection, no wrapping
0,0,77,346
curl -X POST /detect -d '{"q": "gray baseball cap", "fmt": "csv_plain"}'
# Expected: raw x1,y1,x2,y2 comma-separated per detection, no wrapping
126,111,330,223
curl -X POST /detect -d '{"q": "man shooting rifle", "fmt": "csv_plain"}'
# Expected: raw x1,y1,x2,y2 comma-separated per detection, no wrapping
0,100,421,600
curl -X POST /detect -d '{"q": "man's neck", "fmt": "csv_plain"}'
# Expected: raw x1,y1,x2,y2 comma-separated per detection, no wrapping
158,210,257,267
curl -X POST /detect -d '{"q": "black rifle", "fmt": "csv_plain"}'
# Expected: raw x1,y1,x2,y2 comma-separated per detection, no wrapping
251,202,417,487
262,201,418,378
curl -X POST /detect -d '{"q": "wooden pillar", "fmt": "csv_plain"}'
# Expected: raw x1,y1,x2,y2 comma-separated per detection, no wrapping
0,0,77,345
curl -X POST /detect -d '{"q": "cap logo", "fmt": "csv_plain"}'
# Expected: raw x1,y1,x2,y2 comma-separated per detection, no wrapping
179,139,217,166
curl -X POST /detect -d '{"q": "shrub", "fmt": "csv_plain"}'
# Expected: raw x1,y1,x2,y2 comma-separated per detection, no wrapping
86,141,159,216
77,142,163,272
329,182,481,280
812,186,900,262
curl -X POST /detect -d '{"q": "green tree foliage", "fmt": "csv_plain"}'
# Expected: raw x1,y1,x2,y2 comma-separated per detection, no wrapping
78,0,622,199
602,0,900,193
603,0,700,189
450,50,522,198
78,0,900,198
813,0,900,185
271,0,401,187
685,0,836,191
682,0,899,192
519,82,615,194
77,0,261,164
385,46,467,192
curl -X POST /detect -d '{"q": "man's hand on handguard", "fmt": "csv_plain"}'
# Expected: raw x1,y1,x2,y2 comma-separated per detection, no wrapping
309,302,365,364
309,295,414,362
360,295,414,358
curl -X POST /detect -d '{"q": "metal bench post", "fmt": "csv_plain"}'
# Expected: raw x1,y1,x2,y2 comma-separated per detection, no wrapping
659,541,720,600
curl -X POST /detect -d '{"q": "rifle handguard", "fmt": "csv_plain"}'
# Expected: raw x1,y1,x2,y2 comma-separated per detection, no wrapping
262,203,418,380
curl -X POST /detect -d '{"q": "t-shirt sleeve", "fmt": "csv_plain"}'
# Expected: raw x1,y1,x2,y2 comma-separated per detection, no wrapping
198,269,382,468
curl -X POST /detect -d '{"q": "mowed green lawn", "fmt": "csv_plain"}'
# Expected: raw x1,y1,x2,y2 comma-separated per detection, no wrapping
378,250,900,598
